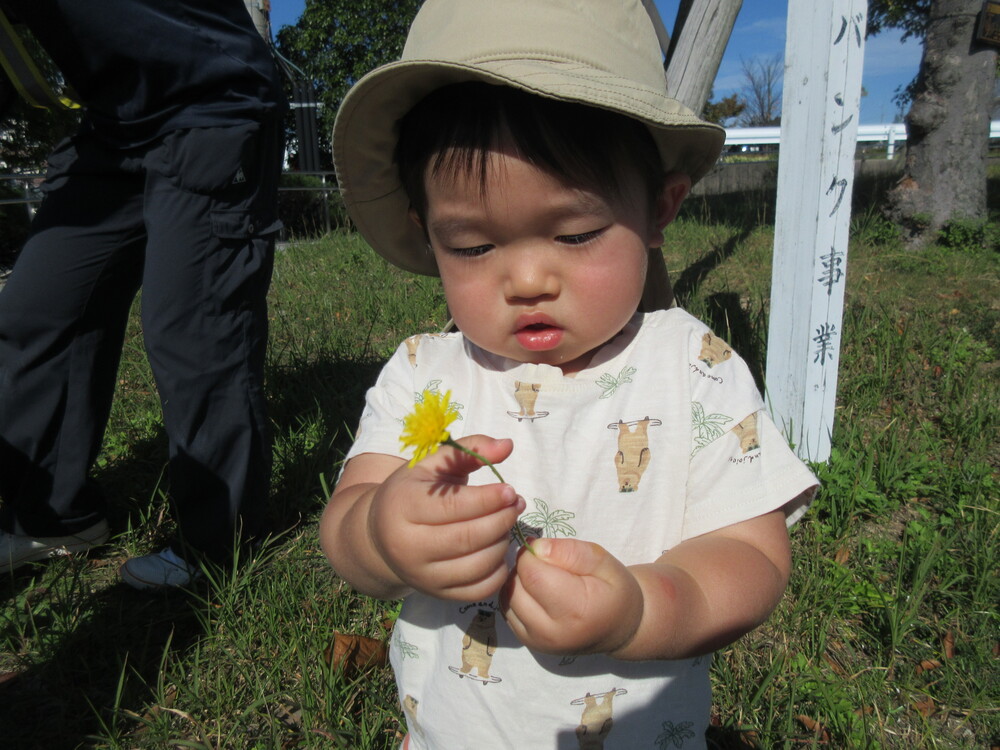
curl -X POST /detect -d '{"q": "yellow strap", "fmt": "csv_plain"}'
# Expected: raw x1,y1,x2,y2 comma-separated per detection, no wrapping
0,8,79,110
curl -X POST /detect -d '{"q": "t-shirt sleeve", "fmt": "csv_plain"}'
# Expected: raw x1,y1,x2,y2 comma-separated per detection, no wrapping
681,328,817,540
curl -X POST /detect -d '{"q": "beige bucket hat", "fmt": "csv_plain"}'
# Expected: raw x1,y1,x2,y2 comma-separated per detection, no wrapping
333,0,725,277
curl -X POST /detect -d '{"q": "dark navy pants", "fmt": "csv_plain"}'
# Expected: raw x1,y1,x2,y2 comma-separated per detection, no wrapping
0,118,282,557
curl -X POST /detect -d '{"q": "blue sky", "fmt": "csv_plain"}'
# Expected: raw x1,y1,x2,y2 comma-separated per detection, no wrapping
267,0,923,125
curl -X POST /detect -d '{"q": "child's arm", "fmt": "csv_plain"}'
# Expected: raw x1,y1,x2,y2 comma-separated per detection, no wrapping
501,507,793,660
320,435,526,601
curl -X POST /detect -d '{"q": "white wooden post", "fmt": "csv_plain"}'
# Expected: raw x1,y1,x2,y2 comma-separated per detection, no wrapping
765,1,868,463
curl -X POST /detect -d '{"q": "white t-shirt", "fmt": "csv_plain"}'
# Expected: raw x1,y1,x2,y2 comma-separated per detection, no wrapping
345,309,817,750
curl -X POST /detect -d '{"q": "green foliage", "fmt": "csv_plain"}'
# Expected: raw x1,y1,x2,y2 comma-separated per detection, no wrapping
277,173,349,237
850,205,901,247
866,0,931,41
274,0,423,168
0,96,79,170
0,31,77,266
937,216,1000,254
0,27,81,172
701,90,745,126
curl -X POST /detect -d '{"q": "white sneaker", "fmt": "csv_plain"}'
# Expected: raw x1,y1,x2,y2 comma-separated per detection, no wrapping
0,520,110,574
119,547,201,590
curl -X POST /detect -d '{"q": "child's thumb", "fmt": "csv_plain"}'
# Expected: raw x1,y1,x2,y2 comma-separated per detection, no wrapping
528,538,605,577
450,434,513,467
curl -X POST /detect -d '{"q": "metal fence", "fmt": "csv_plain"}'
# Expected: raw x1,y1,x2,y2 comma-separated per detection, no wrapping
725,120,1000,159
0,172,42,210
0,169,340,206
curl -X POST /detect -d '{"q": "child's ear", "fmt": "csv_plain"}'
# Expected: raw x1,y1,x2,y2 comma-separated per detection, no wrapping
408,206,424,232
649,172,692,242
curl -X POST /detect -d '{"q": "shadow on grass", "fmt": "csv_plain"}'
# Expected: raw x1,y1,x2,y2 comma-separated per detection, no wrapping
0,573,207,748
0,353,387,748
264,354,384,529
702,291,766,394
706,724,766,749
672,230,766,390
672,231,749,301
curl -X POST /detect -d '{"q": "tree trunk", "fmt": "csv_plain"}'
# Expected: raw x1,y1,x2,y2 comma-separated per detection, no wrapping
885,0,997,245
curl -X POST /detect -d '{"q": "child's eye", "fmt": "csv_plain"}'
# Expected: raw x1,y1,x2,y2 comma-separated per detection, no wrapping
447,244,493,258
557,228,605,245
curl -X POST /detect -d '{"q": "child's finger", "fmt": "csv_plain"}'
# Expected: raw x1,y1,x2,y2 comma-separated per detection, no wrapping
420,435,513,480
502,553,588,651
408,481,524,527
420,541,515,598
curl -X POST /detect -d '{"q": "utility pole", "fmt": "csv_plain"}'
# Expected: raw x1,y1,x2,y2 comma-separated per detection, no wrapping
243,0,271,42
246,0,322,174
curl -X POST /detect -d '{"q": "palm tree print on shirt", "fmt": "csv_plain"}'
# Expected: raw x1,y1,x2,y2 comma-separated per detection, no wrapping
595,365,637,399
518,498,577,538
691,401,733,456
655,720,696,748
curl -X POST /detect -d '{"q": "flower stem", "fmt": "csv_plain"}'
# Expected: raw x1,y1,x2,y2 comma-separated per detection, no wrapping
443,437,529,548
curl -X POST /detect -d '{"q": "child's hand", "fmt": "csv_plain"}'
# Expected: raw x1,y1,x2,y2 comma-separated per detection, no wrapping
500,538,644,656
367,435,525,602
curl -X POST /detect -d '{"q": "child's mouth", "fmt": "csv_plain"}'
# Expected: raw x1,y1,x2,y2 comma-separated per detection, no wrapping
515,322,563,351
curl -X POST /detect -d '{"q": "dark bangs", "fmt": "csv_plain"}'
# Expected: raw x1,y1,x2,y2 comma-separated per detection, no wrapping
395,81,665,221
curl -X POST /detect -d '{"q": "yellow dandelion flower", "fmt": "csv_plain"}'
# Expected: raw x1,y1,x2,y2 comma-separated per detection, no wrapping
400,390,459,467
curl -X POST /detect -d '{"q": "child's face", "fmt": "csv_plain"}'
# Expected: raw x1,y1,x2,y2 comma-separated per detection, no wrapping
417,148,682,375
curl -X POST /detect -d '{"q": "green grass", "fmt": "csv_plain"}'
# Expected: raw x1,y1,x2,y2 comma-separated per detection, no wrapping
1,204,997,748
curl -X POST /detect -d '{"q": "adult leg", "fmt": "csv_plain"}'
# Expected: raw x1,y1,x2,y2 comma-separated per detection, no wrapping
136,120,281,560
0,136,146,538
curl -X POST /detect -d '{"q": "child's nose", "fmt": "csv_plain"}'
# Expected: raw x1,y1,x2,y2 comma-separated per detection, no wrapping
503,248,559,301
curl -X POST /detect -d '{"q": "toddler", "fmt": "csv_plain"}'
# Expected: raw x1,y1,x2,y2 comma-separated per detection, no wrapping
321,1,817,748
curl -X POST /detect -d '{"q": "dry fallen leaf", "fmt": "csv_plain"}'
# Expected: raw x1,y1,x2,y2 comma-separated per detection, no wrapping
707,714,758,748
796,715,831,743
915,659,942,675
324,631,389,678
942,630,955,659
912,697,936,717
822,651,847,676
834,546,851,565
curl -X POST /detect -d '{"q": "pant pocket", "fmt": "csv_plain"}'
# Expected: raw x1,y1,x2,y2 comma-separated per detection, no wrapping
150,123,261,195
204,208,280,315
211,209,282,242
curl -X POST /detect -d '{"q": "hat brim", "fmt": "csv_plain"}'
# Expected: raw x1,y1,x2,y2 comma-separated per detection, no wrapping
333,58,725,276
